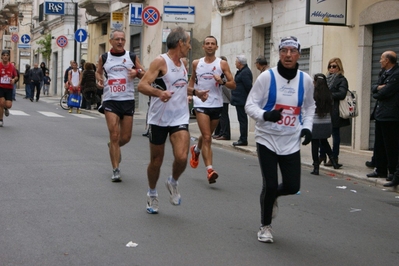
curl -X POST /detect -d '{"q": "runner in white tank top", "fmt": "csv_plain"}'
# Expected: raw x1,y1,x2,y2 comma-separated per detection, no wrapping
138,27,209,214
95,30,145,183
147,54,189,127
102,51,136,102
193,57,224,108
188,36,236,184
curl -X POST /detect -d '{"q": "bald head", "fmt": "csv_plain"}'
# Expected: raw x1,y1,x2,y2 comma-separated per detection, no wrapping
383,51,397,64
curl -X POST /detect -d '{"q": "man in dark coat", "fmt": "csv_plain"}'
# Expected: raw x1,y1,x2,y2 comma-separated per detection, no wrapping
367,51,399,183
231,55,253,146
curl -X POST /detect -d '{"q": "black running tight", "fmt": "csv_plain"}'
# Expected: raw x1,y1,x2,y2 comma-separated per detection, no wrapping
256,143,301,226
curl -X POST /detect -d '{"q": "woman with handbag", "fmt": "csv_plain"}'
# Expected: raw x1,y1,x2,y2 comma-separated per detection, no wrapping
311,74,342,175
319,58,350,166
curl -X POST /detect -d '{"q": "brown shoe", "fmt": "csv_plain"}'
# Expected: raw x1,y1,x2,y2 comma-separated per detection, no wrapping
215,136,230,140
212,135,220,139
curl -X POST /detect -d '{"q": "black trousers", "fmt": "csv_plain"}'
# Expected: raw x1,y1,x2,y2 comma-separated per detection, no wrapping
214,103,231,139
374,120,399,175
311,139,333,163
235,105,248,142
30,81,41,100
257,143,301,226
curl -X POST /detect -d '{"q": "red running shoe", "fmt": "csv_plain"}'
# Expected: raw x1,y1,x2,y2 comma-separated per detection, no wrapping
207,169,218,184
190,145,200,168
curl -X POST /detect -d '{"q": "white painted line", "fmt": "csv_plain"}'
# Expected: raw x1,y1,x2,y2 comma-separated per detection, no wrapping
38,111,64,118
9,110,30,116
71,114,96,119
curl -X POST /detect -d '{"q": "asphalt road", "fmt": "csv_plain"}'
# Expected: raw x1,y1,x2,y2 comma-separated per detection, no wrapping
0,96,398,266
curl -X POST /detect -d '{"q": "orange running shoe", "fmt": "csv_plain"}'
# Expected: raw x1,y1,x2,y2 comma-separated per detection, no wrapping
190,145,200,168
207,168,218,184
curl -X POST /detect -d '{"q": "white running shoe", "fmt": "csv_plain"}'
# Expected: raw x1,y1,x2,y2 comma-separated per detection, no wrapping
146,193,159,214
111,168,121,182
165,177,181,205
272,199,278,219
258,225,273,243
4,108,9,117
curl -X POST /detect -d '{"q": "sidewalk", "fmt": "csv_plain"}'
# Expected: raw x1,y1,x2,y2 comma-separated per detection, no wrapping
188,119,399,192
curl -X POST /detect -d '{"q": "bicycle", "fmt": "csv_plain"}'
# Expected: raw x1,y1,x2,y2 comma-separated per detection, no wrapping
60,93,69,110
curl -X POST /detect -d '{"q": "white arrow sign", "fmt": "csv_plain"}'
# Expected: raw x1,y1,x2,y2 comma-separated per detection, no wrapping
164,6,195,14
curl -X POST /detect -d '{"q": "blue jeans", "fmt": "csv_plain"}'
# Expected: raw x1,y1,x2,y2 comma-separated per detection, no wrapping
25,83,31,99
320,127,340,159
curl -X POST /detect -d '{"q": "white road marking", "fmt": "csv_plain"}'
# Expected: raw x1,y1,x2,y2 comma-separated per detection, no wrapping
70,114,96,119
38,111,64,118
9,110,30,116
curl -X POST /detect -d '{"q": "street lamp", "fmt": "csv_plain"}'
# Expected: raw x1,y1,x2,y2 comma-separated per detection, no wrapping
18,12,32,26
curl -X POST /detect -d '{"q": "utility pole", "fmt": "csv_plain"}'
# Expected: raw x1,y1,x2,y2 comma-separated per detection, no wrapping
74,2,78,62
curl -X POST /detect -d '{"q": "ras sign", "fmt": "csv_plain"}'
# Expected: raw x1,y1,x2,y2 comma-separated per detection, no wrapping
44,1,65,15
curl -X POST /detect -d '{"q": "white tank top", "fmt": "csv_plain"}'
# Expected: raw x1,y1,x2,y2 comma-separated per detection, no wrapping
147,54,189,126
102,51,135,101
193,57,224,108
70,69,80,86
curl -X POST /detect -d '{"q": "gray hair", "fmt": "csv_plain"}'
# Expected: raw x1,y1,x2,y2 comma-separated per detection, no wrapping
166,27,189,49
109,30,125,40
236,55,247,65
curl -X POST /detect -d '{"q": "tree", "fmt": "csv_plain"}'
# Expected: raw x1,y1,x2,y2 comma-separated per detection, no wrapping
36,33,52,62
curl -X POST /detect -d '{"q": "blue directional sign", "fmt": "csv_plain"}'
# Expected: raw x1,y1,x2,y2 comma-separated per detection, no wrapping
163,6,195,23
164,6,195,15
129,3,143,26
21,34,31,44
75,29,88,43
44,1,65,15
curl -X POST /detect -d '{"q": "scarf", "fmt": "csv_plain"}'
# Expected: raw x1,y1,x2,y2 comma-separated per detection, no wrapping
277,61,298,81
326,73,338,89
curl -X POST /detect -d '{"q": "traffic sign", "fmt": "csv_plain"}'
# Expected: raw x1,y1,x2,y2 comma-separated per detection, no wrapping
21,34,31,44
142,6,160,26
11,34,19,43
163,5,195,23
75,29,87,43
129,3,143,26
56,35,68,48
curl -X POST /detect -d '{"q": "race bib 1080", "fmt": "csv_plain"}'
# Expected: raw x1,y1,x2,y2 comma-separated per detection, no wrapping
108,78,127,93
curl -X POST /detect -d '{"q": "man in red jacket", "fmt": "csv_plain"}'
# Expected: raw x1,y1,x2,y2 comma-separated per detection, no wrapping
0,50,18,127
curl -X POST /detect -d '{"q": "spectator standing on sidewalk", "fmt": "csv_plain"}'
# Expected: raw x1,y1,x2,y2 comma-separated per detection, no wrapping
138,27,208,214
213,56,232,141
96,30,145,182
189,38,236,184
367,51,399,180
245,36,315,243
319,58,350,167
80,62,98,110
310,73,342,175
0,50,18,127
29,63,43,102
43,71,51,96
255,55,268,73
67,61,82,114
23,64,31,99
231,55,252,146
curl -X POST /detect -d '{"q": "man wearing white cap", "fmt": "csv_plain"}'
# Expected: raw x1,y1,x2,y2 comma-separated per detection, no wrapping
245,36,315,243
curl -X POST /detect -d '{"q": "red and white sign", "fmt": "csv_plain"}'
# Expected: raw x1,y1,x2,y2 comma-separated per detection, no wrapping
11,34,19,43
56,35,68,48
142,6,160,26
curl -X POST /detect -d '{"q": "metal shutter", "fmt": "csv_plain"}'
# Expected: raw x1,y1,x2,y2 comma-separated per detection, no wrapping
297,48,310,74
370,20,399,149
263,27,271,65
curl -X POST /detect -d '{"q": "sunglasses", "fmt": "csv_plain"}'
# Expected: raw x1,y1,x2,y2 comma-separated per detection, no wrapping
328,65,338,69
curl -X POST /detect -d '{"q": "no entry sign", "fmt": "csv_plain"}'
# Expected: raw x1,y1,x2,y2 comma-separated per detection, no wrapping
142,6,160,26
